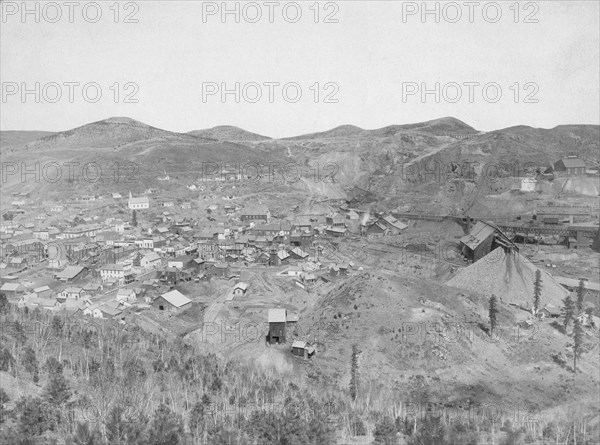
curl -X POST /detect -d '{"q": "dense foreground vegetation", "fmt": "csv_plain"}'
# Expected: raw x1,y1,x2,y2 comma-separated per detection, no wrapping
0,297,597,444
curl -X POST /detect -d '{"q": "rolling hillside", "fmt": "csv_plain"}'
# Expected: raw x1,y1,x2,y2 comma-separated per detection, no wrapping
0,130,55,152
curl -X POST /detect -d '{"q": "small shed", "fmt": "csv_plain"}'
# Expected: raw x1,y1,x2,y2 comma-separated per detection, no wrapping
153,290,192,312
540,306,561,319
267,308,287,344
291,340,315,359
233,282,248,297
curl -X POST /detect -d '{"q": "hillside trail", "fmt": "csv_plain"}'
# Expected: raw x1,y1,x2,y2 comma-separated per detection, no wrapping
404,140,457,167
202,283,235,325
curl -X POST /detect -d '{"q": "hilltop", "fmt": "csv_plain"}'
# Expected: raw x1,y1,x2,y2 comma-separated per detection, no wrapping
283,117,477,140
17,117,215,152
188,125,271,142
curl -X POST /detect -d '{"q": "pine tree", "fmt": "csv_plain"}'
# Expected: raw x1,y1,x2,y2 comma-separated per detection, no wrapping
562,295,575,332
572,318,584,373
373,416,398,445
22,347,38,380
576,279,585,313
44,373,71,406
66,422,102,445
105,405,147,445
349,344,359,400
489,294,499,337
131,210,138,227
0,388,9,424
0,292,8,314
147,403,183,445
533,269,542,315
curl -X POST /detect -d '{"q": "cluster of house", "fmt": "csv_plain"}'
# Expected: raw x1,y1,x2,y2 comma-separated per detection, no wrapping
0,194,414,324
0,276,194,321
513,155,595,193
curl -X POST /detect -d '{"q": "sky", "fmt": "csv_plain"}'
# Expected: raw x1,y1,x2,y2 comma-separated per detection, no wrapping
1,0,599,138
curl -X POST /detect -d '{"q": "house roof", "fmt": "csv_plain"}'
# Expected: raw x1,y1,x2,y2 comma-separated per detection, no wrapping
542,305,561,315
143,252,161,262
557,157,587,169
33,285,51,293
99,264,124,271
326,227,348,233
381,215,408,230
291,340,307,349
1,283,23,291
460,221,497,250
63,287,83,294
234,282,248,291
291,247,309,257
277,250,290,260
129,196,150,204
160,290,192,308
55,266,86,279
98,304,122,316
369,222,387,231
268,308,287,323
253,223,291,232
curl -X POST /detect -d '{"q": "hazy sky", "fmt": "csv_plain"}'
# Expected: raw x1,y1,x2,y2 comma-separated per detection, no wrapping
1,1,599,137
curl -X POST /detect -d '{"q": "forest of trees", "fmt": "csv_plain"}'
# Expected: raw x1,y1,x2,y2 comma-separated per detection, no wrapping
0,298,597,444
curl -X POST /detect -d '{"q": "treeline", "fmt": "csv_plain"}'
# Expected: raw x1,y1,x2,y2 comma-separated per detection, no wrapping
0,297,598,444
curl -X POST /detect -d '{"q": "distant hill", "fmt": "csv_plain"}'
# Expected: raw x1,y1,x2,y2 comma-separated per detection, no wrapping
19,117,213,151
188,126,271,142
0,117,288,196
283,117,477,140
2,116,598,207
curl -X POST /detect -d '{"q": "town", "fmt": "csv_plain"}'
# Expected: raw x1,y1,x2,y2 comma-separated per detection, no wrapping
1,153,599,360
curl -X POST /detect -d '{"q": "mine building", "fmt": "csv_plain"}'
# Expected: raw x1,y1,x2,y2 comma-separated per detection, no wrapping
267,308,287,344
459,221,516,263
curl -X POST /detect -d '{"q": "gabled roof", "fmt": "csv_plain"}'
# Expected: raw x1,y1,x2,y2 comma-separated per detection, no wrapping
291,340,307,349
98,304,122,316
460,221,497,250
160,290,192,308
234,282,248,291
63,287,83,294
369,222,387,231
142,252,161,262
277,250,290,260
99,264,124,271
33,285,52,293
55,265,86,279
291,247,309,258
557,157,587,169
128,195,150,204
268,308,287,323
381,215,407,230
1,283,24,291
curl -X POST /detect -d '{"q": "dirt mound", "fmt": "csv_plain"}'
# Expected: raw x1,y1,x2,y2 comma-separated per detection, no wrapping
447,248,569,309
